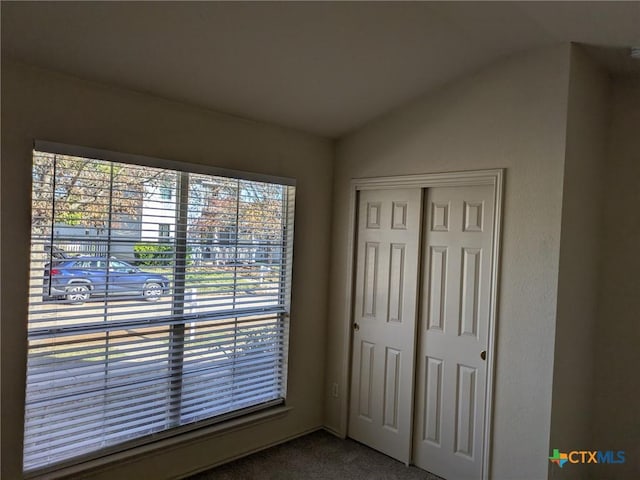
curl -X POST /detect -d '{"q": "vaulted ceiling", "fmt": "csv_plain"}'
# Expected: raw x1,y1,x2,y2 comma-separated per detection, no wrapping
2,1,639,137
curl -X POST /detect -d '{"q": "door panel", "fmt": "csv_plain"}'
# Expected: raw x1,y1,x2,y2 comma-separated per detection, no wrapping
349,188,422,464
382,347,401,430
357,341,375,419
424,356,443,445
413,185,494,480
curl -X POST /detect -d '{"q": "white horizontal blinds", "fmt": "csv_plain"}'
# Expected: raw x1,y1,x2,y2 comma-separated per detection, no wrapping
25,151,294,473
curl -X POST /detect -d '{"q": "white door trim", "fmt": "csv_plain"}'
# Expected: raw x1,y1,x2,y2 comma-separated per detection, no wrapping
342,169,504,480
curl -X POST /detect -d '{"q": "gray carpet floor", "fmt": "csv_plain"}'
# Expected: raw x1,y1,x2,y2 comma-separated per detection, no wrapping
186,430,443,480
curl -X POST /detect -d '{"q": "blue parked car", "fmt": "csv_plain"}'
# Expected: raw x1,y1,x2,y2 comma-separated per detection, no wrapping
43,257,171,304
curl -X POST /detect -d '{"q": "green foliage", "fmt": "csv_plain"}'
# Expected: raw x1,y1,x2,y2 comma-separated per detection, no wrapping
57,210,83,226
133,243,174,266
134,242,194,266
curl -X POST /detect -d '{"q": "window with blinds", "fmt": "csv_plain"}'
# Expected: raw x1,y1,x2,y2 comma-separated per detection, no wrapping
25,146,295,474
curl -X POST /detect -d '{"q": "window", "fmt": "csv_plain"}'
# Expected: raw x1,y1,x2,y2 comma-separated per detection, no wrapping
108,260,132,272
158,223,171,238
25,144,295,474
159,186,172,201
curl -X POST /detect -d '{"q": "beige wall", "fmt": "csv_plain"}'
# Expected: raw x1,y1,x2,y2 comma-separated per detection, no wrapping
326,44,572,479
594,75,640,479
549,46,610,480
0,59,333,479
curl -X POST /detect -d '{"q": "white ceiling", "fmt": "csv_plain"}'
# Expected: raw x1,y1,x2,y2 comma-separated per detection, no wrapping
2,1,640,137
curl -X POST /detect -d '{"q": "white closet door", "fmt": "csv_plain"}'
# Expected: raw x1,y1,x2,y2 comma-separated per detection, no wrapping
413,185,495,480
348,188,422,464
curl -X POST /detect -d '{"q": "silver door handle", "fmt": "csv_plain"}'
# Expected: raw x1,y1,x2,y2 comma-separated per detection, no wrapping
353,323,360,332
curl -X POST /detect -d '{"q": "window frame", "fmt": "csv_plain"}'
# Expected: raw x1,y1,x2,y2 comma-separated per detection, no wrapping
25,141,296,476
158,223,171,238
159,186,172,201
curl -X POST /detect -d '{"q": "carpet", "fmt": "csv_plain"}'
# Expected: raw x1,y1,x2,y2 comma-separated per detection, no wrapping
185,429,443,480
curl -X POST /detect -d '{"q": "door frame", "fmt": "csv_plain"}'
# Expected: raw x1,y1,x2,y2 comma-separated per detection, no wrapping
342,169,504,480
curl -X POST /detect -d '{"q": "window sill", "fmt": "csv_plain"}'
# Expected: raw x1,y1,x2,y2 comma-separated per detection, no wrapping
28,405,293,480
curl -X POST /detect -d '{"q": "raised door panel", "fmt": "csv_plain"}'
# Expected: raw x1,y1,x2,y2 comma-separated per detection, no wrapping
459,248,481,338
427,247,447,331
383,348,401,431
454,364,477,459
358,341,375,420
362,242,380,318
423,356,443,445
387,244,406,323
